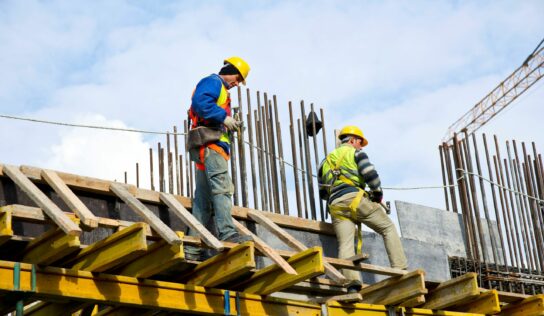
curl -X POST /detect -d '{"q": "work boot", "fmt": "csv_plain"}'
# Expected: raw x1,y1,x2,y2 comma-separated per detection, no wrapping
346,280,362,293
225,233,253,244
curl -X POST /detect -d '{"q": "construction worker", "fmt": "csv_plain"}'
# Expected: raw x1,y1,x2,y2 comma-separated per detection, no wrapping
318,126,408,292
185,57,252,261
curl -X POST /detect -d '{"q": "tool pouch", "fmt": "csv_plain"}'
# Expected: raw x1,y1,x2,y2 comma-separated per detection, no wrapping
187,126,223,150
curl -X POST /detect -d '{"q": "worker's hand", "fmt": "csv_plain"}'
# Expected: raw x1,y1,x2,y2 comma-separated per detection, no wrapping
370,189,383,203
223,116,237,131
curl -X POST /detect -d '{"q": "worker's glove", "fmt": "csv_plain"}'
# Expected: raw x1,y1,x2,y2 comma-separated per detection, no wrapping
370,189,383,203
223,116,237,131
235,119,244,129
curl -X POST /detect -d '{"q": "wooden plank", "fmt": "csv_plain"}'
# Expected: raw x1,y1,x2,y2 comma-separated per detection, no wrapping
23,227,80,265
235,247,325,295
184,241,256,288
110,182,181,245
347,253,369,263
68,222,148,272
422,272,480,310
247,209,347,285
41,169,99,228
495,289,530,304
159,192,223,251
309,293,363,304
0,210,13,246
233,218,297,275
2,164,82,236
500,294,544,316
451,289,501,315
118,232,185,279
359,269,427,305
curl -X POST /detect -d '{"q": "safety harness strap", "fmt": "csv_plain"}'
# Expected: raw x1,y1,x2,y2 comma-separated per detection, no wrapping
328,189,366,254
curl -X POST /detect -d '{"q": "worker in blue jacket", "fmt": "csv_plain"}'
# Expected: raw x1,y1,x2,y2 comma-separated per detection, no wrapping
185,57,252,261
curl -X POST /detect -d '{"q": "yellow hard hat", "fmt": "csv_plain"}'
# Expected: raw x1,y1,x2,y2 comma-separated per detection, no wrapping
224,56,250,85
339,125,368,147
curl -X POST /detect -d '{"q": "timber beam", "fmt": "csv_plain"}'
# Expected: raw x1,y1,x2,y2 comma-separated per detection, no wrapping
110,183,181,245
500,294,544,316
22,226,80,265
247,209,347,285
0,260,322,315
234,247,325,295
118,232,185,279
0,209,13,246
2,164,82,236
40,169,99,229
359,269,427,305
449,289,500,315
183,241,256,288
67,222,148,272
422,272,480,310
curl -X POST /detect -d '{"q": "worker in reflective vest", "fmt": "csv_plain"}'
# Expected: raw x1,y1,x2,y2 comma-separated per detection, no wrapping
185,57,252,261
318,125,408,292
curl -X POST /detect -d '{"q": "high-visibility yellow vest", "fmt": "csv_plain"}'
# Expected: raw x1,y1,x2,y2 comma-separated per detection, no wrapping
320,144,365,194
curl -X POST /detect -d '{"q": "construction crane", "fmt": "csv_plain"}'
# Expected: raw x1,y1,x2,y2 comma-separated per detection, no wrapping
443,41,544,144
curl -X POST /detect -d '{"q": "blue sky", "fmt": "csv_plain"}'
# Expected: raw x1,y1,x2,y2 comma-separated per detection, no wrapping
1,0,543,216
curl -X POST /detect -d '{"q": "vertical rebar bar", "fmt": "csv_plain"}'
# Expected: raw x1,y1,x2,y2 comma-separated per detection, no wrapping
246,89,258,209
452,134,474,259
503,157,525,272
289,102,302,218
506,141,531,271
461,136,482,262
493,155,517,268
265,95,280,214
439,145,450,211
179,154,184,196
149,148,155,191
482,134,508,266
258,92,272,211
471,134,499,264
310,103,325,220
237,86,248,208
320,108,329,220
298,118,309,219
273,96,289,215
167,132,174,194
523,149,544,272
301,101,317,220
124,171,127,184
136,163,140,188
255,110,268,211
158,142,163,192
443,143,459,213
230,126,239,206
174,126,180,195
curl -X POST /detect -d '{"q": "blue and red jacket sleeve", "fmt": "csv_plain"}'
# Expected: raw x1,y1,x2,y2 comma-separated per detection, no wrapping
191,75,227,124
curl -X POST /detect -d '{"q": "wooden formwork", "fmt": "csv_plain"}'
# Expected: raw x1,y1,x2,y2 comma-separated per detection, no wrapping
0,164,542,315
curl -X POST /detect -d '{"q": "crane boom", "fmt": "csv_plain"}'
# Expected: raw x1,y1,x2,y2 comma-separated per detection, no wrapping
443,46,544,144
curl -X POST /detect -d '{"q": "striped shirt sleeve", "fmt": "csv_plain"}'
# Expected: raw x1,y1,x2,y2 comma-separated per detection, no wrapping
354,149,381,191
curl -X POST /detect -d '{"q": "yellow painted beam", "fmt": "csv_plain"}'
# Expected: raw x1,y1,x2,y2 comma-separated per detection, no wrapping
327,303,487,316
68,222,148,272
184,241,255,288
0,210,13,246
118,232,185,279
0,260,322,315
499,294,544,316
422,272,480,310
401,295,426,307
451,289,500,315
235,246,325,295
23,227,80,265
359,269,428,305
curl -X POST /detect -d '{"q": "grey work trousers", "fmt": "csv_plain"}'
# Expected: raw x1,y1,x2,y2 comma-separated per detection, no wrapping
331,192,408,281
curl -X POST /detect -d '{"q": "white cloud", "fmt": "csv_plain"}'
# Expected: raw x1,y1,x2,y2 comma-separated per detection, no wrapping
43,114,151,186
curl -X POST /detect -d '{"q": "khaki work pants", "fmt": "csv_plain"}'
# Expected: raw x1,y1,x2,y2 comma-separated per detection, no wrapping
331,192,408,281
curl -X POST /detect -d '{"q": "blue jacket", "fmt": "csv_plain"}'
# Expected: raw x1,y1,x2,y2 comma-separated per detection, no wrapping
191,74,230,153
